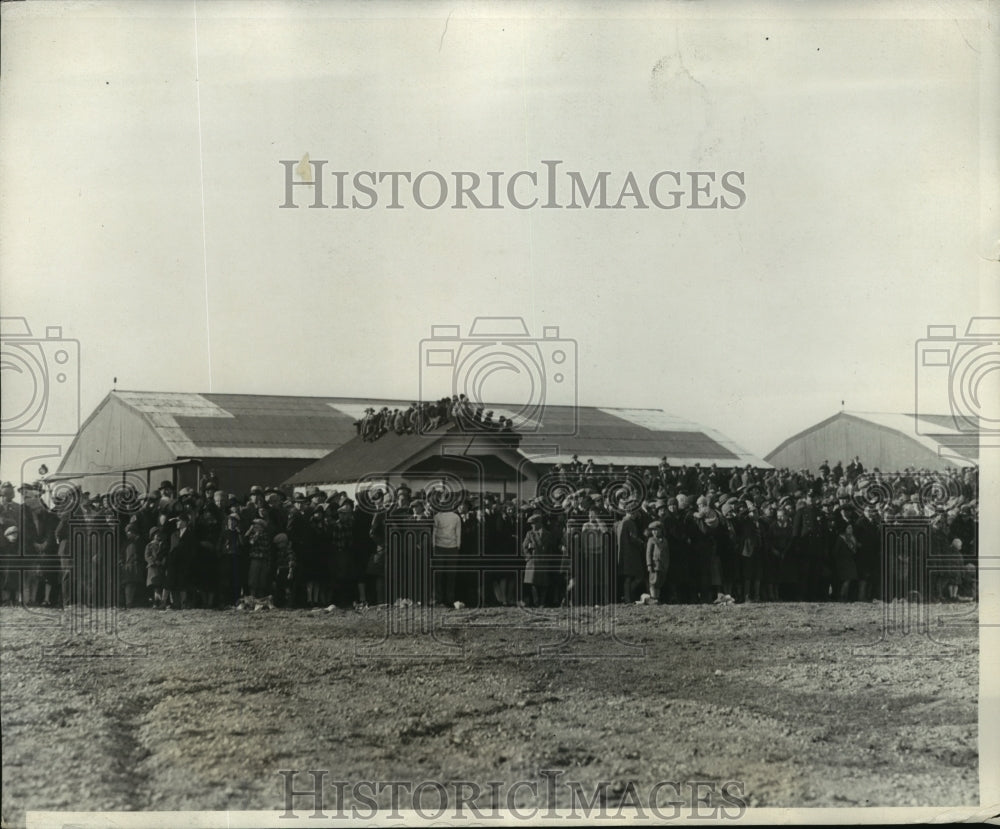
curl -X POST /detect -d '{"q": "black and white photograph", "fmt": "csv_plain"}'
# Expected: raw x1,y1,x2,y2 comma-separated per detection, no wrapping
0,1,997,825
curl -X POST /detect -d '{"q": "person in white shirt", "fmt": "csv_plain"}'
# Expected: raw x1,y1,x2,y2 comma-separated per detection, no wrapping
432,506,462,605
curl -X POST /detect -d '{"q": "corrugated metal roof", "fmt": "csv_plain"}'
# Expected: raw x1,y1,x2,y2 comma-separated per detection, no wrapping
113,391,413,459
286,407,770,485
102,392,772,482
284,427,446,485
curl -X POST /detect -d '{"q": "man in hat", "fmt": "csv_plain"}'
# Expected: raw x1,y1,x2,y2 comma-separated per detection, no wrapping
134,492,162,543
47,484,84,608
693,499,729,604
394,482,412,511
392,408,405,435
852,505,881,601
770,506,795,603
157,480,176,510
285,493,311,600
165,513,196,609
177,486,198,512
264,489,287,532
341,499,370,607
191,491,224,608
792,492,823,601
202,469,220,494
617,504,646,604
734,500,765,604
0,481,19,532
716,497,741,602
240,485,265,531
1,524,22,604
329,502,357,607
16,483,57,606
661,495,690,603
457,501,481,606
357,490,385,606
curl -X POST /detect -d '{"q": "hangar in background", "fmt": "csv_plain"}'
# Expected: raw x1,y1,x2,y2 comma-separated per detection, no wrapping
765,411,979,472
56,392,772,498
54,390,413,496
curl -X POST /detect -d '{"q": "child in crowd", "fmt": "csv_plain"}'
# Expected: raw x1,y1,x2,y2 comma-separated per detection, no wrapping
272,533,296,607
145,526,167,608
245,518,273,601
646,520,669,604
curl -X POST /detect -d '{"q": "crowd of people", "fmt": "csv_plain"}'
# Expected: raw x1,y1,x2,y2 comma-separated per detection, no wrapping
355,395,516,441
0,455,979,611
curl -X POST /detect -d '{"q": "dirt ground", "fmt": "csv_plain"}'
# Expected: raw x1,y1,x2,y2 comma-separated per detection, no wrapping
0,600,979,826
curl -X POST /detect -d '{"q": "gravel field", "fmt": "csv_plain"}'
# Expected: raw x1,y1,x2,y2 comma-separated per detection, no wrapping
0,601,979,826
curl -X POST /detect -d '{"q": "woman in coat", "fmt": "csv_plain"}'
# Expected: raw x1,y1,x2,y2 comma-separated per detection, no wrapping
694,504,727,604
832,523,859,601
193,502,223,609
522,512,552,607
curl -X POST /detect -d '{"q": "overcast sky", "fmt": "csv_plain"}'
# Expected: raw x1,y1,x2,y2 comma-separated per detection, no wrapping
1,0,996,485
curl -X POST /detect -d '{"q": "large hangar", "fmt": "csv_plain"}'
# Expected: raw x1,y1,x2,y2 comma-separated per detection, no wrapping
56,392,773,498
765,411,979,472
54,391,413,495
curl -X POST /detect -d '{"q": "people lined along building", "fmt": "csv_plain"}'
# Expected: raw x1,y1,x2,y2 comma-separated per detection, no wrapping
0,459,979,610
355,395,517,441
